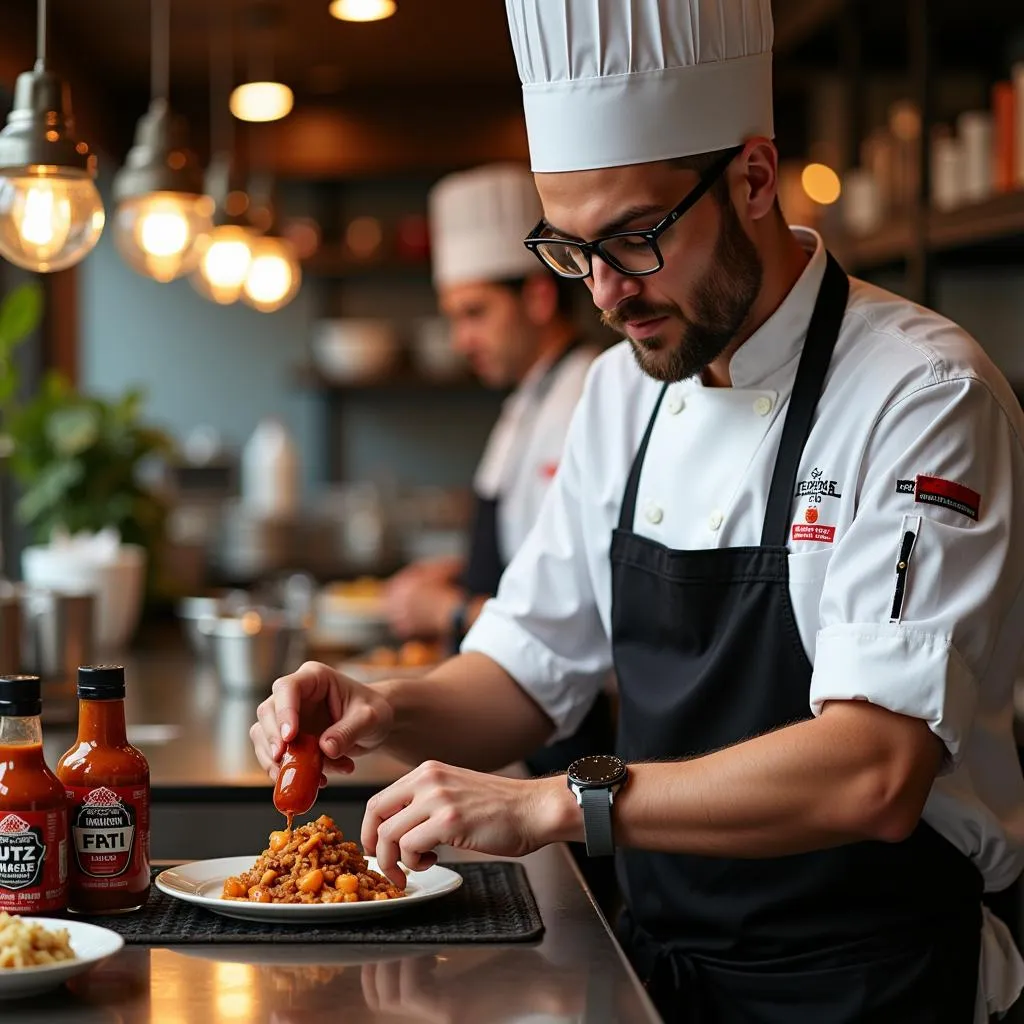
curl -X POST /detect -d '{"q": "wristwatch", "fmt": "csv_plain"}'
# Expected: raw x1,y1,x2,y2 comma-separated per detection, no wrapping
566,754,628,857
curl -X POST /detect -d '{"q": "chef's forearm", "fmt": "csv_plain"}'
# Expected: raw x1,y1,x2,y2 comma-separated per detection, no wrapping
547,700,944,856
374,652,554,771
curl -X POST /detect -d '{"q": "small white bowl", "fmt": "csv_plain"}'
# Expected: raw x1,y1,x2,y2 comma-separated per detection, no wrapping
311,319,399,382
0,918,124,1000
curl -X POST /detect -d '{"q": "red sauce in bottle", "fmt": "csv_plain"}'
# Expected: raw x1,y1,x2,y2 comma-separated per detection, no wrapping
57,665,150,914
0,675,68,914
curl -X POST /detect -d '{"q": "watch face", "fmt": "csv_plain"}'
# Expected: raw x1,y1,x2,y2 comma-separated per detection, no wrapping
569,754,626,786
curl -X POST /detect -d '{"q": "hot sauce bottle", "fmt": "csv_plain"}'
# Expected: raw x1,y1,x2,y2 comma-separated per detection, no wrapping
0,675,68,914
57,665,150,914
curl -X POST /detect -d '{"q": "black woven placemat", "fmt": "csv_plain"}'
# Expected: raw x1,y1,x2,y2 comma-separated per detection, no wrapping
65,862,543,944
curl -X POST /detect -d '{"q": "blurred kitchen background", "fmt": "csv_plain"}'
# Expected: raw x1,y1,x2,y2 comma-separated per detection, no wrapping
0,0,1023,664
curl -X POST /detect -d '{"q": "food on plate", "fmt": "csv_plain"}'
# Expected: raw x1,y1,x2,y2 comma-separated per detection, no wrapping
273,733,323,828
0,912,75,968
221,815,405,905
323,578,383,603
363,640,442,668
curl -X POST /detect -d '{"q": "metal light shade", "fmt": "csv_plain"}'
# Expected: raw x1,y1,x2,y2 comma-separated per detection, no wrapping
241,233,301,312
113,99,214,282
0,68,104,272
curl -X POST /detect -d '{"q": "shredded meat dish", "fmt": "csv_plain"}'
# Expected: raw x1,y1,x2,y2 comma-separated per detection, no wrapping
222,814,405,904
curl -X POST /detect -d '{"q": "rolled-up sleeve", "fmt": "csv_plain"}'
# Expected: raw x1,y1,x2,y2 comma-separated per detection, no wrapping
462,375,613,740
810,376,1024,767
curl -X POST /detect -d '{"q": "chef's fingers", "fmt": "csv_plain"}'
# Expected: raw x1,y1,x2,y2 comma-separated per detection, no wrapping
270,661,338,743
370,802,428,889
249,720,281,782
318,695,391,762
255,699,284,762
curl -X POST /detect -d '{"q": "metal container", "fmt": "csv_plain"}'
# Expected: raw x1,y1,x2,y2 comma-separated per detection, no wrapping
176,591,250,661
21,588,96,682
199,610,306,696
0,583,22,675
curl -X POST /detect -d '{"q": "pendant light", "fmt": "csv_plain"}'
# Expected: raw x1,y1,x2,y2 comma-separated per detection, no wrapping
329,0,397,22
229,3,292,124
0,0,104,273
112,0,213,283
241,177,301,313
190,6,257,305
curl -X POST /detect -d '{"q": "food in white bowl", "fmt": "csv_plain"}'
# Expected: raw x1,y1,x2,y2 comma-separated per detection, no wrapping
0,913,123,1000
311,319,399,383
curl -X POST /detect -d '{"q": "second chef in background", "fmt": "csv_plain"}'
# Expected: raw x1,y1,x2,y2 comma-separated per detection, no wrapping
383,163,615,781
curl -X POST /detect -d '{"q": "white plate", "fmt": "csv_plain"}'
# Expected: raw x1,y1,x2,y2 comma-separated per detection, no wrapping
155,856,463,923
0,918,124,1001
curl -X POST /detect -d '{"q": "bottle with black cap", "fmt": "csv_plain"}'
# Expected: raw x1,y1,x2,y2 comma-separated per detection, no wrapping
56,665,150,914
0,674,68,914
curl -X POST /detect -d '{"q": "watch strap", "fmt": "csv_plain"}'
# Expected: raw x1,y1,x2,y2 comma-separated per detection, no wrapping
580,786,615,857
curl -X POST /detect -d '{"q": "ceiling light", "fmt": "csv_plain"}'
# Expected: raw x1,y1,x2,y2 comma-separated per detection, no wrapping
113,0,212,282
0,0,104,272
230,82,293,123
801,163,842,206
329,0,396,23
242,233,301,313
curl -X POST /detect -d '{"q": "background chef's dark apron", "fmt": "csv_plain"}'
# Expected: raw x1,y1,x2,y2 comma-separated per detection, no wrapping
610,254,982,1023
461,339,617,910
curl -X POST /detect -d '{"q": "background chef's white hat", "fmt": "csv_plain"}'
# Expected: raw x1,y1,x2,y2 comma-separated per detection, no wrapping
505,0,774,173
428,164,543,288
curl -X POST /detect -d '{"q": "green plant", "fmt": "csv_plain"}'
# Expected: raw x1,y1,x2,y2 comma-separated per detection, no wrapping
6,378,174,547
0,282,44,412
0,281,174,550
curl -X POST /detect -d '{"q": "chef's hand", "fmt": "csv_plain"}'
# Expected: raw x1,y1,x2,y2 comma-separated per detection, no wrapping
384,572,461,640
251,661,394,781
362,761,571,889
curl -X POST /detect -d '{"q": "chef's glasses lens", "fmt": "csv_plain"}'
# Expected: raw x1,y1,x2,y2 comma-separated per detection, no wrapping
534,241,590,278
535,236,660,278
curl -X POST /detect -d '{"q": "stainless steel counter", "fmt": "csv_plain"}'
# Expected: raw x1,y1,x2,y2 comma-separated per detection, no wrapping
15,847,660,1023
25,638,660,1022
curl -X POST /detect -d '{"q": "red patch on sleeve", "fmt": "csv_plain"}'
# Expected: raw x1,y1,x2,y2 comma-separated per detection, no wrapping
539,462,559,479
914,475,980,521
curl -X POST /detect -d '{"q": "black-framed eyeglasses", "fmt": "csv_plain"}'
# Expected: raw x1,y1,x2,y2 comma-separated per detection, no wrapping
523,145,742,280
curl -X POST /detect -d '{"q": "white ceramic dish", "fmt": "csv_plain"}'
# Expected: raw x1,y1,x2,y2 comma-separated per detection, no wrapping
0,918,124,1001
155,856,462,924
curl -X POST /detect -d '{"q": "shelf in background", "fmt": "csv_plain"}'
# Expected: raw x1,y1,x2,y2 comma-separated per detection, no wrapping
293,364,494,395
303,246,432,280
832,190,1024,274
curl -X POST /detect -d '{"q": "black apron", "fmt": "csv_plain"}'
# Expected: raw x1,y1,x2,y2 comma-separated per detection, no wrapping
611,254,982,1024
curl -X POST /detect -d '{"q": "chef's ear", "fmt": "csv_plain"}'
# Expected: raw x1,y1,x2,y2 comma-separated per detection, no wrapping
736,138,780,223
520,272,560,327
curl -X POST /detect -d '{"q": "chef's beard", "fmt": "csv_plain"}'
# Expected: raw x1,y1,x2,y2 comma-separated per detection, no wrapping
601,199,763,383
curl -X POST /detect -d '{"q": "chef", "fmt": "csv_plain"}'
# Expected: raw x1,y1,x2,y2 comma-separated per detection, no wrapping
382,163,615,785
253,1,1024,1021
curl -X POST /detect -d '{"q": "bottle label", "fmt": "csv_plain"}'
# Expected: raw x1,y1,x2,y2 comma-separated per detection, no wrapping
0,810,68,912
67,785,149,883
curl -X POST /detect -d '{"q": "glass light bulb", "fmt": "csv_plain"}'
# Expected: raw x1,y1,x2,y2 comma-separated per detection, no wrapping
329,0,397,22
0,168,104,272
189,225,256,305
241,235,302,313
229,82,294,123
114,192,214,283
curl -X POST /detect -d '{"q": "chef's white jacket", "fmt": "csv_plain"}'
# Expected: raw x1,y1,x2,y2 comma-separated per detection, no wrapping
464,228,1024,1020
473,344,596,566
